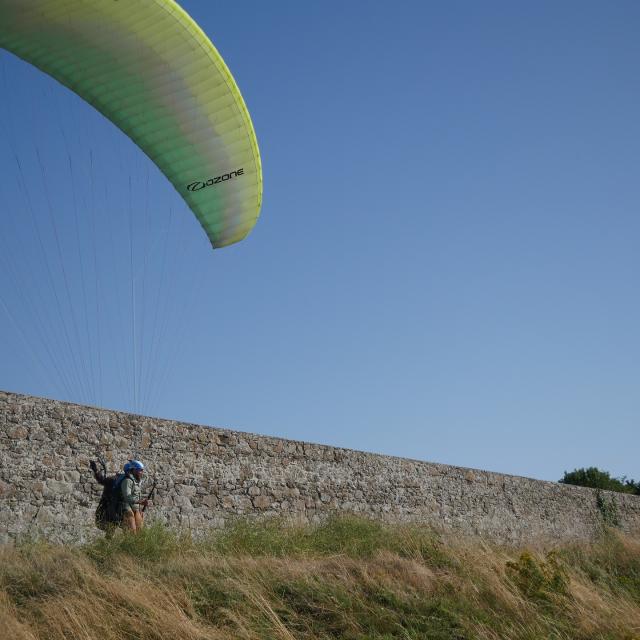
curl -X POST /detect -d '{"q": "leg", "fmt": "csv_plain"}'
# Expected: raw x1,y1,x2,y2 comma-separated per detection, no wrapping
122,510,137,533
134,510,144,531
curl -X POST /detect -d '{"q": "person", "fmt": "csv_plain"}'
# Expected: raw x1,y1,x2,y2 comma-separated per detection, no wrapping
120,459,149,533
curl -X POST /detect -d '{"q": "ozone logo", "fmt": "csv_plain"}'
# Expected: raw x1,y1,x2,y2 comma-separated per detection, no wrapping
187,168,244,192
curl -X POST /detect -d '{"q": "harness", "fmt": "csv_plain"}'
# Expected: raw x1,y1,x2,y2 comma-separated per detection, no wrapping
95,473,127,530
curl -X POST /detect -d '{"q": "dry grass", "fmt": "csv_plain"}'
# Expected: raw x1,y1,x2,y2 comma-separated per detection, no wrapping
1,517,639,639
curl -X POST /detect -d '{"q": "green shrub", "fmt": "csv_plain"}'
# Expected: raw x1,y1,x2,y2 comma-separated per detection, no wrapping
506,551,569,602
596,490,620,527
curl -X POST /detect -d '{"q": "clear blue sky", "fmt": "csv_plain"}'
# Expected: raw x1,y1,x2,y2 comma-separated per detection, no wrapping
1,1,638,482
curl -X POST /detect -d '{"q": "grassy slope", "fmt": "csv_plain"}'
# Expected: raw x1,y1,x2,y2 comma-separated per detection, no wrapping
1,517,639,640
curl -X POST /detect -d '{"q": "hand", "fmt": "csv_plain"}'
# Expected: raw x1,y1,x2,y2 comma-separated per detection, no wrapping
140,498,149,508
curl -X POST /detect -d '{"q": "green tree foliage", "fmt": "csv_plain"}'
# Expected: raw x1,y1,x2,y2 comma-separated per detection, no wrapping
560,467,640,495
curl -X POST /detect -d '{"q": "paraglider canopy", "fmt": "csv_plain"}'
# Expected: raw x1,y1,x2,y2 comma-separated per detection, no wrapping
0,0,263,249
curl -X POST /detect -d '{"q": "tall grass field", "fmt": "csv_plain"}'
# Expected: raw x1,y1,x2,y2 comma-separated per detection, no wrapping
1,517,639,639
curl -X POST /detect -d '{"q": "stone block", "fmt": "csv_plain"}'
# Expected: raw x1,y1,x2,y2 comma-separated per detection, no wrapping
0,480,15,498
233,496,253,510
173,495,193,510
56,470,81,483
252,495,272,509
45,480,73,495
31,481,46,495
8,426,28,439
175,484,197,497
202,494,218,508
35,506,58,524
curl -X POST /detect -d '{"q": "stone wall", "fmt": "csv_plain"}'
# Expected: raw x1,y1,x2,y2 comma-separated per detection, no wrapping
1,389,639,545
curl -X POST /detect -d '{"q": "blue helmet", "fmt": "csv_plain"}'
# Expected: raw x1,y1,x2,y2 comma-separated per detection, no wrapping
128,459,144,471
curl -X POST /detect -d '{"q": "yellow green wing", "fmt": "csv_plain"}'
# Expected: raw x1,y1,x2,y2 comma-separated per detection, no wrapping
0,0,262,248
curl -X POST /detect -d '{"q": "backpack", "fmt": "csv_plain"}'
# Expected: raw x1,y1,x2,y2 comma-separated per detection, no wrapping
95,473,126,530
